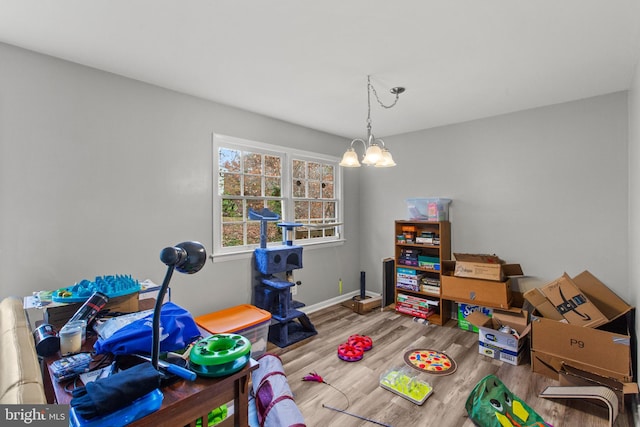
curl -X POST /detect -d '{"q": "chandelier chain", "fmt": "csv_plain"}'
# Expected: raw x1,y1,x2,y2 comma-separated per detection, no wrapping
368,77,401,109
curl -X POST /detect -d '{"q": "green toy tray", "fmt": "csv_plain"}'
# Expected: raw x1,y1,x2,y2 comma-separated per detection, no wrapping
379,367,433,405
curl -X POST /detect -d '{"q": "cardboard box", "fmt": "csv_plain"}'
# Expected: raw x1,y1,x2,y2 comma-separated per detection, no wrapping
468,308,531,365
441,261,512,308
452,253,523,282
457,303,493,333
539,273,607,327
342,295,382,315
44,292,139,329
530,270,634,383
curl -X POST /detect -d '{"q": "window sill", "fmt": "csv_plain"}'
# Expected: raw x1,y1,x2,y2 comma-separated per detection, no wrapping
210,239,346,263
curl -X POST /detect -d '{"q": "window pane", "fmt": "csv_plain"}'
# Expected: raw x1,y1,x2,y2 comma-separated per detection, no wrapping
221,199,243,221
265,177,281,197
292,179,305,198
308,162,321,180
294,201,309,220
292,160,305,179
222,223,244,247
267,222,283,243
244,152,262,174
219,148,241,173
247,222,261,245
247,199,266,215
324,201,336,219
267,199,283,217
308,181,321,199
323,164,334,182
265,155,281,177
220,173,241,196
310,201,323,220
310,228,323,238
295,228,309,240
322,182,334,199
244,175,262,197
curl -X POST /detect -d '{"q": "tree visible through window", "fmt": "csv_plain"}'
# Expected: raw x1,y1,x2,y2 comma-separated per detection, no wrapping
214,134,341,255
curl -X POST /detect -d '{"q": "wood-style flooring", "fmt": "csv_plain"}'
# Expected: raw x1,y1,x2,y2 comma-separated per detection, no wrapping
265,304,636,427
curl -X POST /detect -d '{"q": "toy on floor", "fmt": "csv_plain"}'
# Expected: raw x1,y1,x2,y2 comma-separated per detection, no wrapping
348,334,373,351
465,374,553,427
322,404,392,427
379,367,433,405
302,371,350,409
404,349,457,375
337,334,372,362
301,368,390,426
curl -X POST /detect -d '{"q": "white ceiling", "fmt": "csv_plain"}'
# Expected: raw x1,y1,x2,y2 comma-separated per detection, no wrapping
1,1,640,139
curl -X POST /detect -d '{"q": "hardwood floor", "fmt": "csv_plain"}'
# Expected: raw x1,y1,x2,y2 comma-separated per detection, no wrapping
266,304,636,427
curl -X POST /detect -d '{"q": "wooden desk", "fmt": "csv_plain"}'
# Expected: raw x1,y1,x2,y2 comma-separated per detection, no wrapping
45,347,258,427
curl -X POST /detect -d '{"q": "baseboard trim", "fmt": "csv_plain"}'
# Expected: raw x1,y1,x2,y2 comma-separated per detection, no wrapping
299,291,381,314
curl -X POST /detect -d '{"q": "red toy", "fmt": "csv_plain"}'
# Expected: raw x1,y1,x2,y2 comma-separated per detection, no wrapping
337,343,364,362
337,335,372,362
348,334,372,351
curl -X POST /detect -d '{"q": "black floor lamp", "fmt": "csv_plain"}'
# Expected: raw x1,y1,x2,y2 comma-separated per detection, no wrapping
152,241,207,370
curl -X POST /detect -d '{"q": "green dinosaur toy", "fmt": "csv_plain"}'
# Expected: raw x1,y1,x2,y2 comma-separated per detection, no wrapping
465,375,553,427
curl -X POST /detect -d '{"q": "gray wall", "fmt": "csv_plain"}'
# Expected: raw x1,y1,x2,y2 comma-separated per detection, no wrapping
0,41,635,330
359,92,630,301
0,42,362,316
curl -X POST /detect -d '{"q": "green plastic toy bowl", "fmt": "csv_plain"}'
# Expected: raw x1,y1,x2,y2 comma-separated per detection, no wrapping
189,334,251,378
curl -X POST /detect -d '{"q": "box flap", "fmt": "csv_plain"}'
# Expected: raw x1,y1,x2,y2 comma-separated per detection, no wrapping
540,273,608,328
492,308,529,334
441,260,456,276
502,264,524,277
572,270,633,322
453,253,504,264
466,310,493,328
524,288,565,321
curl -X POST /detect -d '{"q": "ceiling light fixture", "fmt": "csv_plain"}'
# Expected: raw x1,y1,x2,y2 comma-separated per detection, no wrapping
340,75,405,168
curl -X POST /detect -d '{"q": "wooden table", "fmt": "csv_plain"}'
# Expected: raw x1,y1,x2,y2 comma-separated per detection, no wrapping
44,344,258,427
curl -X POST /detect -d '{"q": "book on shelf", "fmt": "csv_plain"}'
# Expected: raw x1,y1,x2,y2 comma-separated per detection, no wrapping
421,285,441,294
395,304,435,319
396,282,420,292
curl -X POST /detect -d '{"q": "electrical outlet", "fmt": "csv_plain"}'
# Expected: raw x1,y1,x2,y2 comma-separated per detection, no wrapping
291,284,297,296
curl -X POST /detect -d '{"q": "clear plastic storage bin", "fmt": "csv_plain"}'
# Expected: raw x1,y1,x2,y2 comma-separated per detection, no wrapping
406,198,451,221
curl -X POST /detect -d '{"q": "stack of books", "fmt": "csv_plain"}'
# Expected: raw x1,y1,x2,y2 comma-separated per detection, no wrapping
396,268,423,292
398,248,419,266
420,278,441,295
395,293,438,319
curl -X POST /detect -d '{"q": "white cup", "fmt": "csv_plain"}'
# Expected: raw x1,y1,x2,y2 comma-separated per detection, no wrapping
59,322,82,355
65,320,87,344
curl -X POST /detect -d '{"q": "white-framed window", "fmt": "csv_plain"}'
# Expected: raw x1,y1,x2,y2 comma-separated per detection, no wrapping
213,134,343,257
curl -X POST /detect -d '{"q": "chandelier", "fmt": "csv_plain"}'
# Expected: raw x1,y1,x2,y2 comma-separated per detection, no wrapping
339,75,405,168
